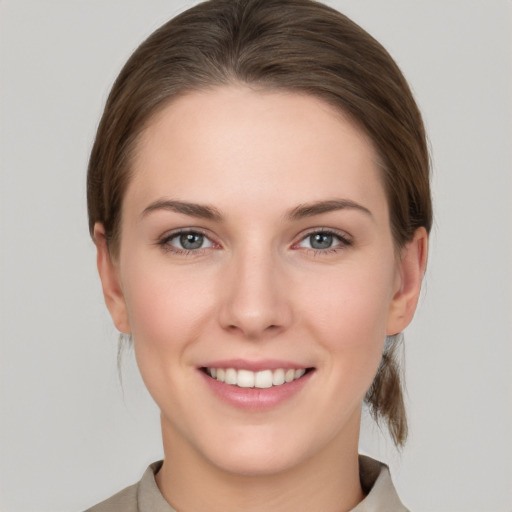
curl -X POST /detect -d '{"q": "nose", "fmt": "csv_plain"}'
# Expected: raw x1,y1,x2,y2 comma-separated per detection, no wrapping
218,246,292,340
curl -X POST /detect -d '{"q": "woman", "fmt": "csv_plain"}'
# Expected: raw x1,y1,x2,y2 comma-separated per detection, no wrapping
86,0,430,510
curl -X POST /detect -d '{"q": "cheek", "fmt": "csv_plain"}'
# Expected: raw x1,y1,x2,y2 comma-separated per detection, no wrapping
119,266,214,417
119,256,221,383
124,269,209,344
304,261,394,337
299,260,395,385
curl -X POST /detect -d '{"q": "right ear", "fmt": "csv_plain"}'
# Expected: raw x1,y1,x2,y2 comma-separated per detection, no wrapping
93,223,131,334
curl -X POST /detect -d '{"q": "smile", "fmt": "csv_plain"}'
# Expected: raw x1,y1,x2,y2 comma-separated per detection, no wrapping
204,367,308,388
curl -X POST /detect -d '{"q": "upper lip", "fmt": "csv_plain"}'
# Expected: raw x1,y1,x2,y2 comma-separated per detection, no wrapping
200,359,312,372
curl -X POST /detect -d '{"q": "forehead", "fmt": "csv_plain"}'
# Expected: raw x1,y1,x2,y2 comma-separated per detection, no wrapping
127,86,387,219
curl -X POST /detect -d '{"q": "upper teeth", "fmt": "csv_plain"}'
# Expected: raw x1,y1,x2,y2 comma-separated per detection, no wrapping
207,368,306,388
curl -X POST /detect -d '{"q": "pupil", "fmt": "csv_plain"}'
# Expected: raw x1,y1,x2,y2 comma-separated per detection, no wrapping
311,233,333,249
180,233,203,250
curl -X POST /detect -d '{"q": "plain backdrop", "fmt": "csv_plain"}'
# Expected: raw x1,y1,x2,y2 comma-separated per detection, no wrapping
1,1,511,511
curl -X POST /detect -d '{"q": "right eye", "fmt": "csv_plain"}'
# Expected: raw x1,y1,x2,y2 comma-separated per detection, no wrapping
160,230,214,253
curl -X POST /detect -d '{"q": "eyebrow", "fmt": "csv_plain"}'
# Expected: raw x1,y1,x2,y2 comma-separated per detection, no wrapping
140,198,372,222
287,199,373,220
140,199,223,221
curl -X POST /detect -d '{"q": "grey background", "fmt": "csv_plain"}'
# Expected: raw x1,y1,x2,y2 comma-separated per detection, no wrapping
1,1,511,511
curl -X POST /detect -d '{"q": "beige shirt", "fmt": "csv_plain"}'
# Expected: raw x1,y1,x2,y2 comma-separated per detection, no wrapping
85,455,409,512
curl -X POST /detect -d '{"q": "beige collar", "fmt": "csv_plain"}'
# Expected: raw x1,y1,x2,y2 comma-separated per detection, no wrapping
135,455,409,512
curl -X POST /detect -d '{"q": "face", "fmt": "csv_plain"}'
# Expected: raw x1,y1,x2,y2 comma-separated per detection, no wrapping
96,86,425,477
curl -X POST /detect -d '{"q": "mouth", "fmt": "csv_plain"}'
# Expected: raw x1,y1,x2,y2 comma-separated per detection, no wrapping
201,367,313,389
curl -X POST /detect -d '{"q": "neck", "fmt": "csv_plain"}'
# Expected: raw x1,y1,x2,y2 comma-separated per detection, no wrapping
155,414,364,512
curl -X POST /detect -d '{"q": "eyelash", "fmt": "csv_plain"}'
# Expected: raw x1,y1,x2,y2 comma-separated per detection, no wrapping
157,229,216,256
293,228,353,255
157,228,353,256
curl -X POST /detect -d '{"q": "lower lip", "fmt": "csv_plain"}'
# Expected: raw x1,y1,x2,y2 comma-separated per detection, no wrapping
199,369,314,411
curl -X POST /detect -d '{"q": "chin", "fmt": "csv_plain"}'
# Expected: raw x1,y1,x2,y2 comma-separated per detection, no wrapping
191,423,327,478
207,444,307,477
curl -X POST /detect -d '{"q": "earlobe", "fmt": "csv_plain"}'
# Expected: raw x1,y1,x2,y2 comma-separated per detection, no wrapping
94,223,131,334
386,227,428,335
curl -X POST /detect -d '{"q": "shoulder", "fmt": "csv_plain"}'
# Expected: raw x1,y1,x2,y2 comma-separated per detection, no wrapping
353,455,410,512
84,461,166,512
84,482,138,512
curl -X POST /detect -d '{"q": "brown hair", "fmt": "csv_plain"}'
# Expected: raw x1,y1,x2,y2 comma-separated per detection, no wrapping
87,0,432,446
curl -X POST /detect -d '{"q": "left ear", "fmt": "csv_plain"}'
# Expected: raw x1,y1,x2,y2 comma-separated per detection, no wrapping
386,227,429,335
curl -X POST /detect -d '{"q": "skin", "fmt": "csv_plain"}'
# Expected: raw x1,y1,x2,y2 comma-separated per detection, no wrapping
95,86,427,512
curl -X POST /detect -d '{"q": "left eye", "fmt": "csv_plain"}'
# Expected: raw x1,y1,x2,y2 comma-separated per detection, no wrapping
298,232,346,250
167,232,213,251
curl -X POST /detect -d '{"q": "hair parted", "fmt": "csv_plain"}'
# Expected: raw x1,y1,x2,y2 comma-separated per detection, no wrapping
87,0,432,447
